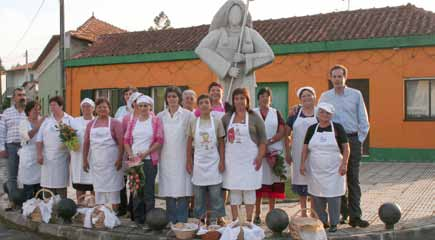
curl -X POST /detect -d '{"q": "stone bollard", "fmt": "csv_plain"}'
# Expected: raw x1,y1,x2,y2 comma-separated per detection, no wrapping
378,202,401,230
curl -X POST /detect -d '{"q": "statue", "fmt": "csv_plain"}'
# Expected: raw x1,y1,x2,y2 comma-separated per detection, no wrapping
195,0,275,107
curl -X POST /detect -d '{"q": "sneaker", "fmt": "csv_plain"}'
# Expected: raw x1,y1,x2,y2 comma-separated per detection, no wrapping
253,216,261,225
328,225,337,232
349,218,370,228
340,217,348,224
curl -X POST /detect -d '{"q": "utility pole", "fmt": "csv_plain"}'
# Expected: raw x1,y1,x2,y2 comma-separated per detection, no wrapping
59,0,65,98
25,50,29,84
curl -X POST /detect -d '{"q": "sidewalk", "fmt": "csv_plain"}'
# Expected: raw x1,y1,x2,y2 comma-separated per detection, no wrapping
0,159,434,239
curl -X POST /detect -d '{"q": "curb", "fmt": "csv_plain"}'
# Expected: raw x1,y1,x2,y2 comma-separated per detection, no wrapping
1,206,434,240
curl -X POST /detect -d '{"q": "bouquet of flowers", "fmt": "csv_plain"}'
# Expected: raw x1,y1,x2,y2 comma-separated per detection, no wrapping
267,150,287,181
55,122,80,152
125,156,145,196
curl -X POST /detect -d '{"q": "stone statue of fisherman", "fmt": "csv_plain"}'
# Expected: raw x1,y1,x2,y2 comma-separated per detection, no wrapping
195,0,275,107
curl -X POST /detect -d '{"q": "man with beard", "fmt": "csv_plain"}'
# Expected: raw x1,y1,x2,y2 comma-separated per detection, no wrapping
2,88,27,210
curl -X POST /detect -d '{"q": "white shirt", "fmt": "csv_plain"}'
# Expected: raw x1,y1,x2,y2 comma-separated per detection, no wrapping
132,118,153,157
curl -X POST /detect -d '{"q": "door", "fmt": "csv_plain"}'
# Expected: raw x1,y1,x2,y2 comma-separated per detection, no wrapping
256,82,289,119
329,79,370,155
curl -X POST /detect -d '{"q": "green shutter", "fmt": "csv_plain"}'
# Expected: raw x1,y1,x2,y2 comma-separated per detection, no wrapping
80,89,94,101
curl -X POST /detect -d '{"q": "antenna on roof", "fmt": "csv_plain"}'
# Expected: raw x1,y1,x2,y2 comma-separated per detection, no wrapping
92,11,94,17
342,0,350,10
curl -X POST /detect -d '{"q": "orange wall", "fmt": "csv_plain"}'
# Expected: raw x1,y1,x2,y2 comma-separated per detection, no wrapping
66,46,435,149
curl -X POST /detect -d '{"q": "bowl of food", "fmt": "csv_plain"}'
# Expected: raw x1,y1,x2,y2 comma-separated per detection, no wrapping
171,222,199,240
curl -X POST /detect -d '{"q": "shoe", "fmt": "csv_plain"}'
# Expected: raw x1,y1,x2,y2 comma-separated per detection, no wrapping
116,210,127,217
349,218,370,228
340,217,348,224
328,225,337,232
323,223,330,229
253,216,261,225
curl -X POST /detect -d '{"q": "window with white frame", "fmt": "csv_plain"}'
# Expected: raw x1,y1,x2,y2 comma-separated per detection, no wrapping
405,78,435,120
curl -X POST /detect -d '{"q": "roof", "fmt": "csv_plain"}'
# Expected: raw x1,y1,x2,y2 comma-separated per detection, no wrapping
74,4,435,59
33,16,126,69
7,62,34,72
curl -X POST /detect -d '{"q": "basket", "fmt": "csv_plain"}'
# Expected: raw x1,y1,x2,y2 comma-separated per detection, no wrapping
198,211,222,240
31,189,54,222
77,194,96,208
171,223,198,240
91,207,106,229
289,208,324,240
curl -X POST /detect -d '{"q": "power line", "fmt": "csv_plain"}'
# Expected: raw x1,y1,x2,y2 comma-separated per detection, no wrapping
6,0,46,59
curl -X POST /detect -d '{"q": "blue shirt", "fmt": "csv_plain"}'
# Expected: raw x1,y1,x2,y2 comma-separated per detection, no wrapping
319,87,369,143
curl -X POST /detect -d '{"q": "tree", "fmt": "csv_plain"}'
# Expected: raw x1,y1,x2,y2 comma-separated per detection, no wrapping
148,11,172,31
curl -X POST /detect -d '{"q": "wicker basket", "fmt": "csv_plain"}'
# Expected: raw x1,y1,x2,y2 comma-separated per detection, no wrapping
77,194,96,208
171,223,198,240
30,189,54,222
289,208,324,240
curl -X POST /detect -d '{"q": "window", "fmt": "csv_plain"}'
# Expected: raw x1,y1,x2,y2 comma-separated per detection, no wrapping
405,79,435,120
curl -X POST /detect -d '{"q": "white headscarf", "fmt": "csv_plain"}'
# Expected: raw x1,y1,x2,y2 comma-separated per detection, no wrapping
80,98,95,108
127,92,143,111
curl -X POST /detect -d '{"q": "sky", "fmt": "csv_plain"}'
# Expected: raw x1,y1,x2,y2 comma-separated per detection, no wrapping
1,0,435,69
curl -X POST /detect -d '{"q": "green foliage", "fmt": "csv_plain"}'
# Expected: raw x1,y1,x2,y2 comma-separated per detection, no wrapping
148,11,172,31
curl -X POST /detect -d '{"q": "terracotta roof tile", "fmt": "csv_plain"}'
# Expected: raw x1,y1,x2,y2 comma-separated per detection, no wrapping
33,16,126,69
74,4,435,59
7,62,34,72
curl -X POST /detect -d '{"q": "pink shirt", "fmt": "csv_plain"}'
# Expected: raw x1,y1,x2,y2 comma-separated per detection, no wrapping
124,115,164,166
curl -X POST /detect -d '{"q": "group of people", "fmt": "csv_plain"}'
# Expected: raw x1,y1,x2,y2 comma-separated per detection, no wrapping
0,64,370,232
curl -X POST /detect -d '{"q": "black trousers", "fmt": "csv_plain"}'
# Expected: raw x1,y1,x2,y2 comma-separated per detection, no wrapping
341,135,362,220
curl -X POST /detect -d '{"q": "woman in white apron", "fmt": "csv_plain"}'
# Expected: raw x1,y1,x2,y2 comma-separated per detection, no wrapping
157,86,193,224
221,88,267,223
70,98,95,204
186,94,226,225
300,102,350,232
124,95,163,224
36,96,74,198
285,86,318,215
18,101,44,200
83,98,124,210
253,87,286,224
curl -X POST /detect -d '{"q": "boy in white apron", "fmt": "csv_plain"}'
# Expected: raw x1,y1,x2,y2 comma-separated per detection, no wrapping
186,94,226,225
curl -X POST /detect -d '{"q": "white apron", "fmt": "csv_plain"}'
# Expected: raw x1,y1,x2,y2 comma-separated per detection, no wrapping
192,116,222,186
89,118,123,192
223,112,262,190
307,123,345,198
211,110,225,120
18,121,41,185
131,118,153,156
158,109,192,197
291,108,318,185
70,117,93,185
41,119,70,188
253,107,284,185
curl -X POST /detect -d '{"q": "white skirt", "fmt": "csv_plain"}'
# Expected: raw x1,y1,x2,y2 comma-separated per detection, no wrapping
95,191,120,205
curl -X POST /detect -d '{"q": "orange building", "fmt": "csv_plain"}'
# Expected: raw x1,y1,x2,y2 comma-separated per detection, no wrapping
65,4,435,162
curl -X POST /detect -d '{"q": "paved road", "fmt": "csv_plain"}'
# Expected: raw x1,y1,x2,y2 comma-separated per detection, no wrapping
0,221,45,240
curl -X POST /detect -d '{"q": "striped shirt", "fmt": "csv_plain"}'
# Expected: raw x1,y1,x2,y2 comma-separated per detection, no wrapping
0,116,5,151
3,106,27,144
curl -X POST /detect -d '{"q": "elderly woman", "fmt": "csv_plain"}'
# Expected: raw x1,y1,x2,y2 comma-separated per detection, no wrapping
124,95,164,224
253,87,286,224
18,101,44,200
83,98,124,210
222,88,266,223
70,98,95,204
157,86,193,224
300,102,350,232
36,96,74,198
182,89,197,112
195,0,274,104
285,87,318,214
